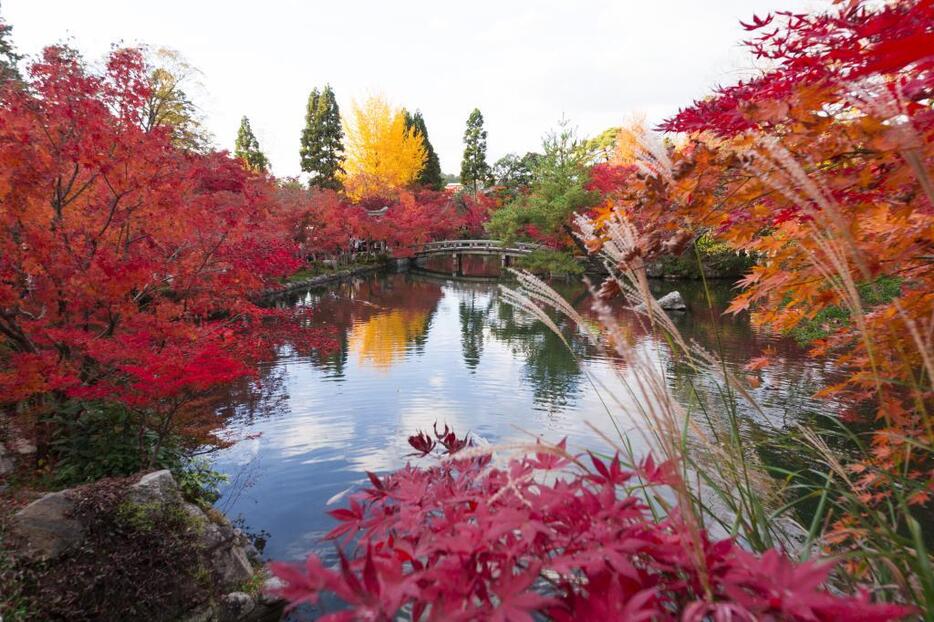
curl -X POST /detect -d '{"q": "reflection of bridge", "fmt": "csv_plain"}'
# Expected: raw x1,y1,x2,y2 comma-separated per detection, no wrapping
413,239,545,275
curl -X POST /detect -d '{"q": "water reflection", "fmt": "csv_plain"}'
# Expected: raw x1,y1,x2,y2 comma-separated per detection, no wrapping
213,271,837,584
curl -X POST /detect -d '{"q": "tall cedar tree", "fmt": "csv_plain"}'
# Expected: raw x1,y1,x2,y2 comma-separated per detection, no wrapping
300,85,345,190
234,115,269,172
0,15,21,85
460,108,490,193
404,109,443,190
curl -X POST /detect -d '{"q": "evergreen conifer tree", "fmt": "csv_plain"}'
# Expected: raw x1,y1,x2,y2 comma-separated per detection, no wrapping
0,15,21,85
234,116,269,172
300,84,345,190
460,108,490,193
403,109,443,190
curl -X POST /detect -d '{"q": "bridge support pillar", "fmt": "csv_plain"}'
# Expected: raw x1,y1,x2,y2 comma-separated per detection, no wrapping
501,254,511,270
453,253,463,276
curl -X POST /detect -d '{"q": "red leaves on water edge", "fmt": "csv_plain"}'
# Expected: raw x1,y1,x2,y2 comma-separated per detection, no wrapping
408,422,471,457
270,427,912,621
407,431,436,457
433,422,470,454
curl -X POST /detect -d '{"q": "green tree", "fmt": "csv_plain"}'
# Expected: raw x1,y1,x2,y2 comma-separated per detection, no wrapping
404,109,443,190
300,85,345,190
0,14,21,85
234,116,270,173
460,108,491,193
486,119,598,255
583,126,622,163
141,48,212,152
492,152,540,198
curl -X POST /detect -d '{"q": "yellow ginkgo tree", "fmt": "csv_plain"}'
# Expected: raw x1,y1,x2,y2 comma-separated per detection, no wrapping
341,96,427,200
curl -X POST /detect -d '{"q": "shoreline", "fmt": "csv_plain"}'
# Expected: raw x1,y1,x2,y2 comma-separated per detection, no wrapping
260,258,411,298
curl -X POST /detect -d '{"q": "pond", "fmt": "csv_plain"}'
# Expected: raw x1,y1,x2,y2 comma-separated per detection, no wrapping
211,261,837,613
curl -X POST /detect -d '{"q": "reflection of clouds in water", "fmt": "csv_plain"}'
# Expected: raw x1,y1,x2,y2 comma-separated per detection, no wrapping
224,436,261,466
349,397,467,474
210,273,834,569
280,527,333,563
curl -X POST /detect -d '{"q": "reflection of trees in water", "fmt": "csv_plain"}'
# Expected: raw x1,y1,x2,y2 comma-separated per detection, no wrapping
299,275,444,373
215,364,290,426
487,299,588,413
577,280,843,463
459,292,491,372
349,308,433,369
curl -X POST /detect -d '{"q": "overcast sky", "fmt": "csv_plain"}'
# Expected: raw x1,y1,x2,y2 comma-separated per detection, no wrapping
4,0,815,179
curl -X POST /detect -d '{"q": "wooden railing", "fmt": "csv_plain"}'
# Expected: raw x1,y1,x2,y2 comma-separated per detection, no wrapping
413,240,544,256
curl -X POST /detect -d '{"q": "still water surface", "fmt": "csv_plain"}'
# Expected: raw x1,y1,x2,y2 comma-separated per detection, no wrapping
212,262,835,586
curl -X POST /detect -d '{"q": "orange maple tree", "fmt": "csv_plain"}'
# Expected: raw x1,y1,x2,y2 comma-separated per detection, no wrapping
588,0,933,546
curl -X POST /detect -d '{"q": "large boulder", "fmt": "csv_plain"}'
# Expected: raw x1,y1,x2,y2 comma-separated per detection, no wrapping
213,543,255,590
657,291,687,310
632,290,687,313
10,490,84,559
126,469,182,506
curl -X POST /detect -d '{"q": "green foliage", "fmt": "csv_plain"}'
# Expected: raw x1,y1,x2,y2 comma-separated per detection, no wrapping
650,237,755,280
404,109,443,190
486,120,599,244
48,402,181,487
790,276,902,345
515,249,584,276
141,49,213,153
174,459,227,506
300,84,345,190
582,126,620,163
492,152,540,198
0,15,21,85
48,400,225,506
460,108,491,193
234,116,270,172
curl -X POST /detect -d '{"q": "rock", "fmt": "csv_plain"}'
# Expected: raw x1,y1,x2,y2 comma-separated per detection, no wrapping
243,541,262,566
252,576,288,622
213,544,255,590
11,437,36,455
181,501,207,523
0,443,13,477
126,469,181,506
219,592,256,622
200,521,231,551
261,574,285,598
10,490,84,559
657,291,687,310
179,605,217,622
632,290,687,313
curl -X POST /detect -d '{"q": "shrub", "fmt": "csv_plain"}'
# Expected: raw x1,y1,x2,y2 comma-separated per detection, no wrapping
2,478,211,621
269,427,911,621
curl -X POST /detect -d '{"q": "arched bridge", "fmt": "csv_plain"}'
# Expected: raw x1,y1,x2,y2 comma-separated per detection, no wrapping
412,239,545,275
413,239,544,258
